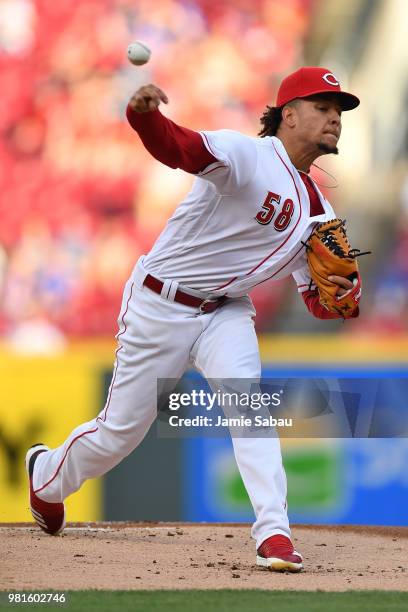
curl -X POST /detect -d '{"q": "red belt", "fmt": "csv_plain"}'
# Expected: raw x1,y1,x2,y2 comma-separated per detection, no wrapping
143,274,227,314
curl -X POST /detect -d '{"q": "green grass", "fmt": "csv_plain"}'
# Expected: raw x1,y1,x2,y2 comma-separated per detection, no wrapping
2,590,408,612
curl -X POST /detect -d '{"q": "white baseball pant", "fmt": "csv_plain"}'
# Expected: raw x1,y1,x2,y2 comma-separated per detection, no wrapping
32,258,290,548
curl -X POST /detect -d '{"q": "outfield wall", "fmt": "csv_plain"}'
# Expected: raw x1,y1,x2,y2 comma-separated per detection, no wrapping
1,337,407,525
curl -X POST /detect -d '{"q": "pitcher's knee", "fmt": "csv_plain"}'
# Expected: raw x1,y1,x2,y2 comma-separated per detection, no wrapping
96,415,153,457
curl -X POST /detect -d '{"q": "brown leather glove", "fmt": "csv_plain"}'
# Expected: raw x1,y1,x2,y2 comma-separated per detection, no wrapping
305,218,369,318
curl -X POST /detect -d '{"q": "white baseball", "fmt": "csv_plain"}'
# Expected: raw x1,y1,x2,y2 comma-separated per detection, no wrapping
127,41,151,66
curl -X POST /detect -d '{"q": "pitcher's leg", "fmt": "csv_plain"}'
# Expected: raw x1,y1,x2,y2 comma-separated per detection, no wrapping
230,436,290,547
192,297,290,548
33,283,199,503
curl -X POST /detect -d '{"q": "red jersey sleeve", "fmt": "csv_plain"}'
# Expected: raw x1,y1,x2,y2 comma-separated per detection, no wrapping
302,289,359,319
126,106,217,174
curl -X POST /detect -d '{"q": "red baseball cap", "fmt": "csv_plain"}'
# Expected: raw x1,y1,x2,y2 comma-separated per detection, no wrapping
276,66,360,111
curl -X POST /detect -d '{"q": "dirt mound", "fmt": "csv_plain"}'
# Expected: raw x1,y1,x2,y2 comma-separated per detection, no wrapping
1,523,407,591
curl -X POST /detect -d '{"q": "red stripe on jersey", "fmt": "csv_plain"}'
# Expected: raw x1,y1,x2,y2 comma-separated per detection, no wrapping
212,141,304,292
201,132,219,159
250,242,305,288
200,163,228,176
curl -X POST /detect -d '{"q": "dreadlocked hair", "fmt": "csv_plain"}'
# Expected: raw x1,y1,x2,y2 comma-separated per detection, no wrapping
258,105,283,137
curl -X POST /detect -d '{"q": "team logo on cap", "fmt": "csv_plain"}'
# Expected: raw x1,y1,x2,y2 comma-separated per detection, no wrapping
322,72,339,86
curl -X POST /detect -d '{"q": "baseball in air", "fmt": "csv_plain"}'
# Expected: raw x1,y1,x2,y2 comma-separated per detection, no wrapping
127,41,151,66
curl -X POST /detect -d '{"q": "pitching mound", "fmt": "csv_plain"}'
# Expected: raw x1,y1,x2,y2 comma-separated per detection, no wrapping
1,523,407,591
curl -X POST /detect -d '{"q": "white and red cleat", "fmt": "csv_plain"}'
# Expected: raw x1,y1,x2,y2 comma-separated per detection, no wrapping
256,534,303,572
25,444,65,536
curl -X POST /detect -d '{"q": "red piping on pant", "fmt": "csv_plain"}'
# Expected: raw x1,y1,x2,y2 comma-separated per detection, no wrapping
34,282,135,495
97,282,134,423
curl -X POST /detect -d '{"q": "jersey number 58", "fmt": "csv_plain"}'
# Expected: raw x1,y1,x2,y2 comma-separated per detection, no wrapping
255,191,294,231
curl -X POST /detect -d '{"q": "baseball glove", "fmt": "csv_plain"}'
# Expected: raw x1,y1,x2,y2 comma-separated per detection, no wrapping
305,218,369,318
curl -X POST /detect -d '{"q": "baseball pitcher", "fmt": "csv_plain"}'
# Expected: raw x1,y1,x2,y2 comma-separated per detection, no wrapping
26,67,362,572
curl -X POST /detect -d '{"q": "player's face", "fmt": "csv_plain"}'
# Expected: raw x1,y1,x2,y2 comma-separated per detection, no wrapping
294,95,343,154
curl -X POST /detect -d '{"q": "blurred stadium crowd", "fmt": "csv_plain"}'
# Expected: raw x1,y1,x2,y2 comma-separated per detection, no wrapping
0,0,313,340
0,0,406,345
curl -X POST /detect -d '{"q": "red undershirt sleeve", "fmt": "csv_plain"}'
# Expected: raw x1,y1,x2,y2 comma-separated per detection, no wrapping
126,105,217,174
302,289,359,319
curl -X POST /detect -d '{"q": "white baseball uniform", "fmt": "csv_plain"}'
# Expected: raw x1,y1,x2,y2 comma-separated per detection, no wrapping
31,130,335,548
